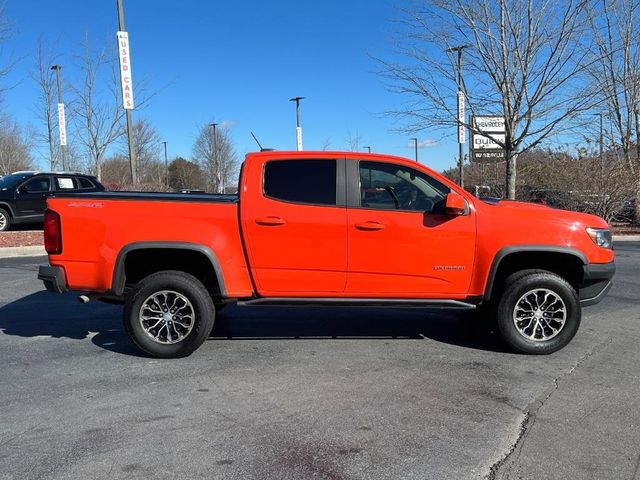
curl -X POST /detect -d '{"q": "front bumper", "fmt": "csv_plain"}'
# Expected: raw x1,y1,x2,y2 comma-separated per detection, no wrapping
580,261,615,307
38,265,68,294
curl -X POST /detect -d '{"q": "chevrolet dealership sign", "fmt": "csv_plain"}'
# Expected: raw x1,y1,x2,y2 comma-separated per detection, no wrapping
471,116,506,162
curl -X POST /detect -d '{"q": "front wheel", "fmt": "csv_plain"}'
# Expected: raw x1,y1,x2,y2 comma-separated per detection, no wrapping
123,270,215,358
496,269,580,354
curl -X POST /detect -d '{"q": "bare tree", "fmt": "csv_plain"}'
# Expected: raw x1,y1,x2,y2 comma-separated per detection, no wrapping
382,0,596,199
120,118,163,184
100,154,131,187
71,36,125,181
321,138,332,151
0,4,16,103
344,130,362,152
31,40,59,171
192,122,239,193
586,0,640,222
0,115,33,175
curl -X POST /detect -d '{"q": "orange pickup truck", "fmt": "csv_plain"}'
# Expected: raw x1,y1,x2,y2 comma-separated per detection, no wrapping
38,151,615,358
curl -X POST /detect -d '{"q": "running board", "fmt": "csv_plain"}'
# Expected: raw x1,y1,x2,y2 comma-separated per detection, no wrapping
237,297,476,309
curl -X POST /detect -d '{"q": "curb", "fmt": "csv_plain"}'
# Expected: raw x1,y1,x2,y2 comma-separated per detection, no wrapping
0,246,47,258
613,235,640,242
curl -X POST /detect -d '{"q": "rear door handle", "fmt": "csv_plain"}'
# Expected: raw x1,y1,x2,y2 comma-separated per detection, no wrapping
255,216,286,226
355,221,385,231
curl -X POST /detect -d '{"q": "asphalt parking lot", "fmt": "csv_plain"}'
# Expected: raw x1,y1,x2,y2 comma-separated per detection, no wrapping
1,244,639,480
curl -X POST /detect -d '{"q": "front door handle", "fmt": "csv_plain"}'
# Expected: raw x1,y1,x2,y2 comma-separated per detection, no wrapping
255,216,286,226
355,221,385,231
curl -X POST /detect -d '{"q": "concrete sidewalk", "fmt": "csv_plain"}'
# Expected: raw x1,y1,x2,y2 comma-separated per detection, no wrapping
0,245,47,258
613,234,640,242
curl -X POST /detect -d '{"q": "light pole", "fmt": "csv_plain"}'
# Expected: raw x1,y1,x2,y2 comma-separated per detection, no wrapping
162,141,168,188
50,65,68,171
210,123,222,193
598,112,604,165
363,146,371,153
116,0,137,185
446,45,472,188
289,96,305,150
410,138,418,162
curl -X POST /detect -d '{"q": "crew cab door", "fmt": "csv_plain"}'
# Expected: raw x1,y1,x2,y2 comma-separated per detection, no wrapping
241,157,347,295
345,160,476,297
14,176,52,219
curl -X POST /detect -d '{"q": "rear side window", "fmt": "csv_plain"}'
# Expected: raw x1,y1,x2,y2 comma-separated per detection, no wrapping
77,177,94,189
264,159,337,206
56,177,75,190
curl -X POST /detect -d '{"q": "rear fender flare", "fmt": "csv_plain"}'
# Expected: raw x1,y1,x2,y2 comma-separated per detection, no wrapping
111,242,227,297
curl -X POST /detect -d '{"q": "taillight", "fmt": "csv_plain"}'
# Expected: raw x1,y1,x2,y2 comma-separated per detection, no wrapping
44,209,62,255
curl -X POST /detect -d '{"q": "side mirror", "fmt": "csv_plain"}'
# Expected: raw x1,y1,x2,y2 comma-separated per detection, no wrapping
445,192,467,215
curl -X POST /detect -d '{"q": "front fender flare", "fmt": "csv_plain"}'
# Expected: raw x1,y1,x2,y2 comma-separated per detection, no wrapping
483,245,587,302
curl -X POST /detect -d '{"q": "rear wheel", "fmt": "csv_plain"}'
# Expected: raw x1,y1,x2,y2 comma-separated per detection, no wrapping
123,270,215,358
0,208,10,231
496,269,580,354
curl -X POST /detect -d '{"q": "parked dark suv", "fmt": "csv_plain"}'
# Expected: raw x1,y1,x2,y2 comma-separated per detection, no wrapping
0,171,105,231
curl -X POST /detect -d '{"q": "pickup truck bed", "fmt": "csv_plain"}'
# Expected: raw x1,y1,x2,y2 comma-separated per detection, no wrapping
43,191,253,298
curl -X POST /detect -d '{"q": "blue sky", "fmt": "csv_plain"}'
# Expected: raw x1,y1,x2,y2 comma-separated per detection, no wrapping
3,0,460,171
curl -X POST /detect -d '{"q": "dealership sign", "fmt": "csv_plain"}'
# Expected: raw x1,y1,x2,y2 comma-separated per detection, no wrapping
457,91,465,143
57,103,67,146
117,31,134,109
471,116,506,162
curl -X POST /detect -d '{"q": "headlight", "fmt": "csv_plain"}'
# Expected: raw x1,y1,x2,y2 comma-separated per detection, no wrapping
586,228,613,249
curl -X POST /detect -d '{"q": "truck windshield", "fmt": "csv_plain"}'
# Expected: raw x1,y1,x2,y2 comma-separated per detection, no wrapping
0,173,33,190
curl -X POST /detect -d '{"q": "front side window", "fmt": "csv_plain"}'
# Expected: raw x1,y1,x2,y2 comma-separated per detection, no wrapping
264,159,337,206
21,177,50,193
359,161,449,213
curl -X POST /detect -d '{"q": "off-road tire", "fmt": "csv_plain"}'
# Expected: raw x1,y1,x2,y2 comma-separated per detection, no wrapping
496,269,580,354
123,270,215,358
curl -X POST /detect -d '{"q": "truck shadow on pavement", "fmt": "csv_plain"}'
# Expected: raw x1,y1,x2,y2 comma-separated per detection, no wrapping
0,291,509,356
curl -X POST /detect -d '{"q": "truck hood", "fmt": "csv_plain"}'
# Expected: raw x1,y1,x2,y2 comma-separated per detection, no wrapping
482,199,609,229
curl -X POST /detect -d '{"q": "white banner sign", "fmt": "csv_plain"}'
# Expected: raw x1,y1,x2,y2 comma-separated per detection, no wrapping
474,116,505,133
117,31,134,110
457,91,465,143
473,133,505,150
57,103,67,146
296,126,303,151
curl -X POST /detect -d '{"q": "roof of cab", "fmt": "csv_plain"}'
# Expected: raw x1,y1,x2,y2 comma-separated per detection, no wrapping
245,150,417,164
